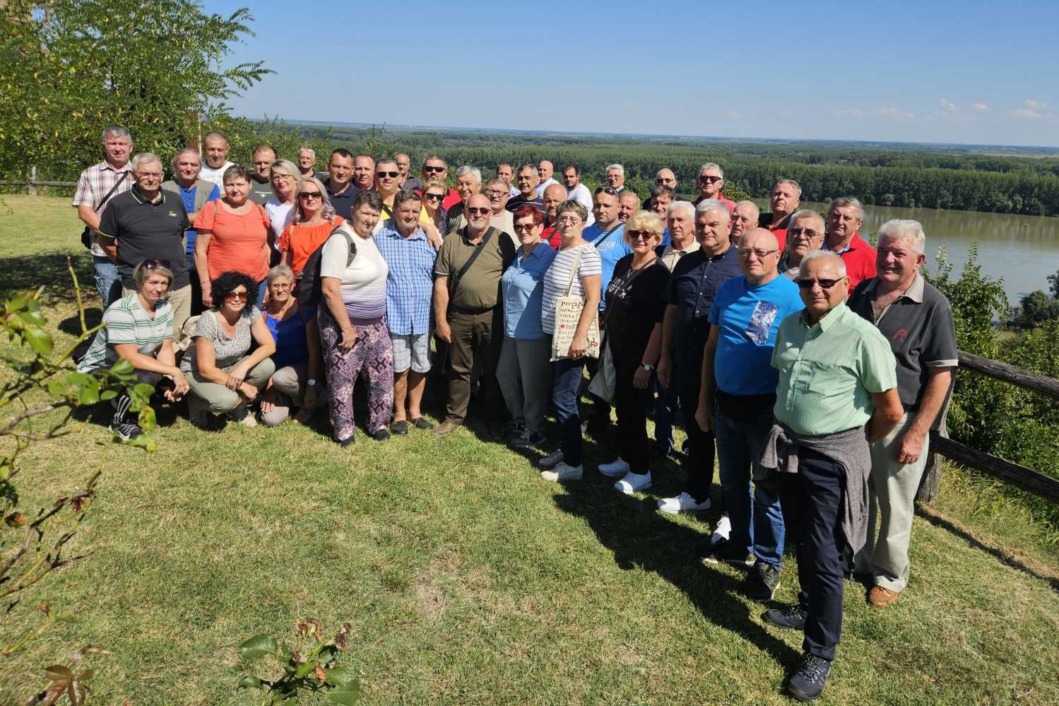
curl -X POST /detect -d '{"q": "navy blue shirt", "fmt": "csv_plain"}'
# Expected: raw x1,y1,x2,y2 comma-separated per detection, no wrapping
664,245,742,361
324,179,361,220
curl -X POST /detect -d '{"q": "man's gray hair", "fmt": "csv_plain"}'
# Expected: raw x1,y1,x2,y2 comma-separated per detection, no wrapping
695,199,731,221
775,179,802,198
132,152,162,170
699,162,724,179
877,219,926,254
734,200,760,220
455,165,482,182
828,196,865,221
667,200,695,220
606,163,624,176
102,126,132,143
798,250,847,278
298,146,316,159
170,147,200,169
789,208,825,230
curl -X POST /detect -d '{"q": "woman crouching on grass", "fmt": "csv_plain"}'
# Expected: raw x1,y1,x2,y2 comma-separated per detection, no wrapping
78,259,190,441
259,265,322,426
180,271,276,429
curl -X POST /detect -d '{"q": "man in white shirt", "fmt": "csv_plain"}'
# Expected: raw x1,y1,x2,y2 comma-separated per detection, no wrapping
197,132,234,187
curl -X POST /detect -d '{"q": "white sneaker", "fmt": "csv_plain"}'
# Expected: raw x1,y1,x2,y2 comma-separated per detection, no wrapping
711,513,732,544
538,450,565,469
598,457,630,477
541,462,583,483
614,470,652,495
657,492,712,515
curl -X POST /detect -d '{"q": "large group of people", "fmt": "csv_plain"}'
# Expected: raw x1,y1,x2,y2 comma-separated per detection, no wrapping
74,125,958,703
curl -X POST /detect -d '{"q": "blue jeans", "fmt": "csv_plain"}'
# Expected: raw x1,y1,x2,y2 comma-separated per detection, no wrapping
714,399,785,569
93,256,122,307
552,357,586,467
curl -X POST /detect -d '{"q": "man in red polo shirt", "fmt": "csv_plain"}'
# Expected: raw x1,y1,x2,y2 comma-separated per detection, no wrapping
421,155,462,211
758,179,801,251
824,196,876,290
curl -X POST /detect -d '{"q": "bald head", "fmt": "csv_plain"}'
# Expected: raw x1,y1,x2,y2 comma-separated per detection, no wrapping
739,228,781,284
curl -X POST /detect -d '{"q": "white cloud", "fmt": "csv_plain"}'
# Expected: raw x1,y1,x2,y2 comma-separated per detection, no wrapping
835,107,914,119
940,97,958,112
1009,108,1048,119
971,102,990,112
722,111,743,120
1024,98,1046,110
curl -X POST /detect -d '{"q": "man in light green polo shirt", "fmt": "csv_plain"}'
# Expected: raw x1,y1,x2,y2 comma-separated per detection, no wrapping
763,251,903,703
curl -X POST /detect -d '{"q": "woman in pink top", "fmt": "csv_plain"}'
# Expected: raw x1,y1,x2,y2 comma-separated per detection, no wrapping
194,164,271,308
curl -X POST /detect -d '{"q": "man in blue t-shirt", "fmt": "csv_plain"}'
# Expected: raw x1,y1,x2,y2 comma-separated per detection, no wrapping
695,228,804,602
581,186,631,312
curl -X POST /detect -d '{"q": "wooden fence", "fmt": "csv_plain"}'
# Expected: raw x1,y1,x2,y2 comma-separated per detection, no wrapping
918,351,1059,504
0,167,76,194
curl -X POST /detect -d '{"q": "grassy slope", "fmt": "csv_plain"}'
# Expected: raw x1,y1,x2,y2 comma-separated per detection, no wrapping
0,195,1057,704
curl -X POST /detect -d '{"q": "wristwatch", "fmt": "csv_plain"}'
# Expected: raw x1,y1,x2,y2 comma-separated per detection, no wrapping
306,379,317,387
640,363,655,372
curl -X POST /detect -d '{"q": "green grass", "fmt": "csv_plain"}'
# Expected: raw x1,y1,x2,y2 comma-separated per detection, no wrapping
1,195,1058,704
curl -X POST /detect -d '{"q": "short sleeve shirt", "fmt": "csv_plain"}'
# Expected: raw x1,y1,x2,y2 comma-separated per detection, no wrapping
97,186,190,289
77,295,173,372
771,303,898,436
825,233,877,290
277,217,345,277
663,246,742,359
604,255,670,355
541,244,602,335
375,223,437,335
180,307,262,373
320,226,388,320
434,228,517,311
193,202,271,282
709,275,804,396
501,242,557,340
848,273,958,411
72,160,135,256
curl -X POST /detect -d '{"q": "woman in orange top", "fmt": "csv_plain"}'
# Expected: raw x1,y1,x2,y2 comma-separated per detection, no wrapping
277,177,345,278
194,164,271,308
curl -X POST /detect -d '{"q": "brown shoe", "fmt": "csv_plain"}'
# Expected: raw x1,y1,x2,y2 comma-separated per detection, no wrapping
434,419,461,436
868,585,900,607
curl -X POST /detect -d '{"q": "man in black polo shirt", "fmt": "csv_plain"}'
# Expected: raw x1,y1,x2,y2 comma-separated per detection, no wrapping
323,148,360,219
848,219,957,609
97,152,191,339
656,200,742,520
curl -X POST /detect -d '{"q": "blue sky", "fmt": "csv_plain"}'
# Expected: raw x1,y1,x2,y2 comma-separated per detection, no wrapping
208,0,1059,147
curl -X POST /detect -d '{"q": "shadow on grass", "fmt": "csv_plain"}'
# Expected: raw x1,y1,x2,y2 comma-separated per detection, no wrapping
0,251,97,302
915,503,1059,593
551,440,801,671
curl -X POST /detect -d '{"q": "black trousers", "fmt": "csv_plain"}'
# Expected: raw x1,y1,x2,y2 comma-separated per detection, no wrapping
777,446,847,662
676,359,716,504
613,349,651,474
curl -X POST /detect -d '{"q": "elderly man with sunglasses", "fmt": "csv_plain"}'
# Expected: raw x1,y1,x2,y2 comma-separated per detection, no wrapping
692,163,735,214
96,151,192,340
760,250,903,702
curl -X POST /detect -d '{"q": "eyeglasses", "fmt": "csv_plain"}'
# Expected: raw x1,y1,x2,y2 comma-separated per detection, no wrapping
137,172,163,179
424,165,446,173
224,291,249,301
788,227,822,238
141,258,172,270
299,191,322,200
270,282,291,290
466,207,491,215
271,174,294,181
628,230,658,241
377,171,399,178
424,193,445,201
699,175,723,183
484,190,507,198
738,248,779,259
797,277,846,290
594,186,619,196
514,222,539,231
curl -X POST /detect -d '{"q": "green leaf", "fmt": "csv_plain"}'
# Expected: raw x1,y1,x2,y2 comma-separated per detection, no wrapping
122,433,157,452
133,382,156,399
110,359,134,376
5,292,32,313
236,675,263,689
324,668,358,688
24,325,53,356
18,309,46,327
328,683,363,705
78,385,99,406
138,404,156,431
293,660,316,679
238,634,279,660
100,389,117,401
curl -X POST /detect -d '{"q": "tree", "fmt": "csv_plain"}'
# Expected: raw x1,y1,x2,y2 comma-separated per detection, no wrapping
0,0,271,180
1013,290,1059,330
1048,269,1059,300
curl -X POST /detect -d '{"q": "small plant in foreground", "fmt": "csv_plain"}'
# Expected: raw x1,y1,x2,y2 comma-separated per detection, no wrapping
238,619,360,705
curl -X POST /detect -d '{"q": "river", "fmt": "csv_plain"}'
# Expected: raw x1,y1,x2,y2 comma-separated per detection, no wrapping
759,201,1059,305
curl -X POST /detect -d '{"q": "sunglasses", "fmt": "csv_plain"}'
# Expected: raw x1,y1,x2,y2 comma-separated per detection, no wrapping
224,291,249,301
788,227,822,238
424,165,446,173
628,230,658,241
514,222,539,231
797,277,846,290
423,193,445,201
377,171,399,178
739,248,779,259
299,191,322,200
594,186,619,196
699,175,723,183
466,207,491,216
141,258,172,270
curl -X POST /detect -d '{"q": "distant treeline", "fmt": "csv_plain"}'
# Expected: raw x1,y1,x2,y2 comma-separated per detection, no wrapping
317,126,1059,216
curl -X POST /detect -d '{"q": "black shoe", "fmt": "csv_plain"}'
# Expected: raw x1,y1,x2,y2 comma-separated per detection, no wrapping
763,603,808,631
698,539,755,568
786,653,831,702
390,420,409,436
336,435,355,447
371,428,391,442
410,417,435,431
745,562,782,603
110,422,144,442
510,429,546,448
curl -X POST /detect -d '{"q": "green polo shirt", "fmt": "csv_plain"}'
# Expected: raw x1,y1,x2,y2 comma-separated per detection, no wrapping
771,302,897,436
434,227,516,311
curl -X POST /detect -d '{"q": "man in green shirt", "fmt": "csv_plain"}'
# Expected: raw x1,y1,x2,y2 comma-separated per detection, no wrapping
762,251,903,702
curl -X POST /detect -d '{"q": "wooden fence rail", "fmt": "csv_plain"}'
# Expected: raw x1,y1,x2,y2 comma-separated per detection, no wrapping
919,350,1059,504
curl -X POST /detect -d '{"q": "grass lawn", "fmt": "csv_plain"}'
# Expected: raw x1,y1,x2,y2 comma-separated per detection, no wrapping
1,195,1058,704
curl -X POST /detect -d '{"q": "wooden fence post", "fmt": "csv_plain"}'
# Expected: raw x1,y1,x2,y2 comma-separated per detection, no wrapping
27,165,37,196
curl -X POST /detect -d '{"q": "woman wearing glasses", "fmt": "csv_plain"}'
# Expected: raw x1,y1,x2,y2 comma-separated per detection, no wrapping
194,165,272,309
596,211,670,494
259,265,322,427
265,159,303,263
277,177,344,279
421,179,450,238
78,259,190,442
181,271,276,429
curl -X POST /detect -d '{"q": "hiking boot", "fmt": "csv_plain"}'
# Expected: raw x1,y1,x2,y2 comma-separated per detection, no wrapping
698,539,755,567
745,562,782,603
763,604,808,631
786,653,831,702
